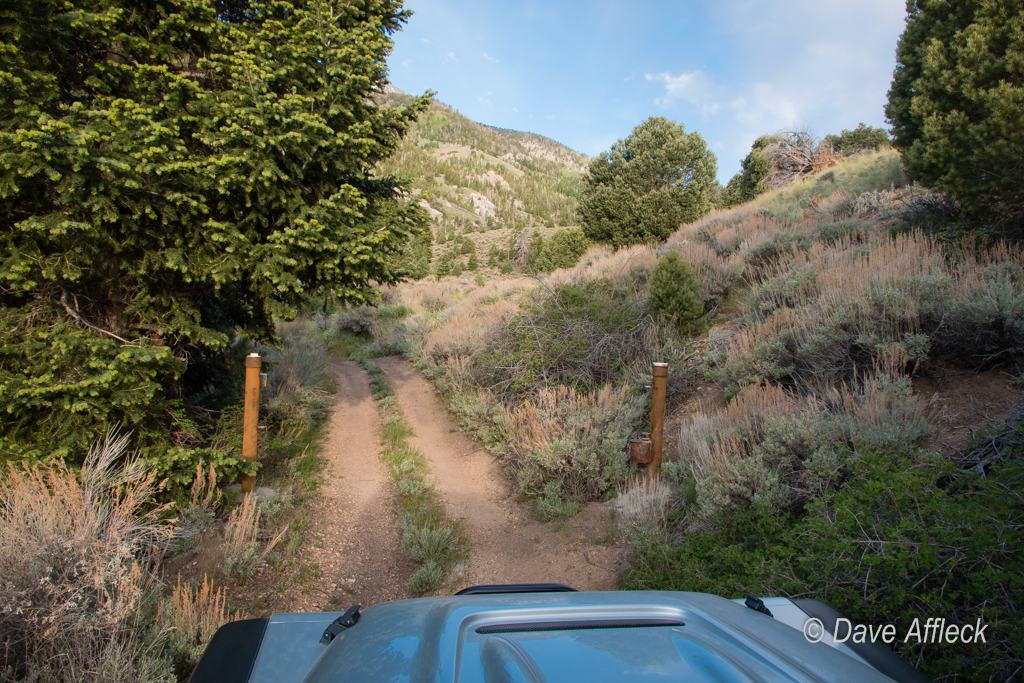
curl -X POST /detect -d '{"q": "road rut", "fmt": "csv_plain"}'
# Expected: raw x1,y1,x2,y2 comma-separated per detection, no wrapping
376,357,624,591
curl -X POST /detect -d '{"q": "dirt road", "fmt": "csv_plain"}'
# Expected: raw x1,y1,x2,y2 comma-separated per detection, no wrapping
291,357,623,611
375,357,624,592
291,361,414,611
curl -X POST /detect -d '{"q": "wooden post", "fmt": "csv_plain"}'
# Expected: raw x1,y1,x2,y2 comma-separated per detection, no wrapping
648,362,668,481
240,353,261,494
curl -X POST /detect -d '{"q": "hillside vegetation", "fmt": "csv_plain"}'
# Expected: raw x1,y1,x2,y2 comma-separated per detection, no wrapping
362,149,1023,681
379,92,588,237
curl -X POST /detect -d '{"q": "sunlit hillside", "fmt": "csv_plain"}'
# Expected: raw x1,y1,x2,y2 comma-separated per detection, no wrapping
378,91,588,241
365,148,1023,681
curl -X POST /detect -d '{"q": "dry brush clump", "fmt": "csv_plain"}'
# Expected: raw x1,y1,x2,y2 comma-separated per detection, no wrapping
702,227,1024,398
759,130,843,189
678,359,933,518
258,321,335,438
492,384,645,505
0,432,173,683
219,493,286,582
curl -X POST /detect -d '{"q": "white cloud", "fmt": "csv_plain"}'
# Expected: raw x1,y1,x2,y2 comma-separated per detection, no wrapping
513,107,519,113
480,52,499,63
478,96,492,106
445,51,458,63
646,71,715,107
643,0,906,179
546,114,555,120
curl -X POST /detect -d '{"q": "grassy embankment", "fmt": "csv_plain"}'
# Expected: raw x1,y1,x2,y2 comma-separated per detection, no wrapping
357,150,1022,681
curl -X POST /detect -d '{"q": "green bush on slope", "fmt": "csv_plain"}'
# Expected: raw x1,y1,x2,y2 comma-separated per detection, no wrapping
622,446,1024,682
648,252,705,336
473,279,650,397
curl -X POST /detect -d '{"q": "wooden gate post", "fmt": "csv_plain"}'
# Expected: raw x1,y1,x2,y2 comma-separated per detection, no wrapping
648,362,668,481
240,353,261,494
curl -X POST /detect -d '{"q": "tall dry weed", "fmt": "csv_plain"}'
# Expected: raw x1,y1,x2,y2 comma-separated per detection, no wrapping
174,463,221,550
0,431,174,682
220,493,285,581
156,574,230,674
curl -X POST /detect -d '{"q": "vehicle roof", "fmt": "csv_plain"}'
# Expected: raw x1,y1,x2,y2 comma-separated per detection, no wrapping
251,591,898,683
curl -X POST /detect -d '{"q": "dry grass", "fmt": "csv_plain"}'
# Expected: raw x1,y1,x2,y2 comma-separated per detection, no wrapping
0,431,174,682
156,574,230,676
614,476,674,526
173,463,221,550
219,493,285,582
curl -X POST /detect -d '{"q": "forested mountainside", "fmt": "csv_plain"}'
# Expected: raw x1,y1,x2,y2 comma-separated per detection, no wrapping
378,92,588,238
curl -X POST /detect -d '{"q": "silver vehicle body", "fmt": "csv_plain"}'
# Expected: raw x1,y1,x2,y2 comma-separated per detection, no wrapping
193,589,929,683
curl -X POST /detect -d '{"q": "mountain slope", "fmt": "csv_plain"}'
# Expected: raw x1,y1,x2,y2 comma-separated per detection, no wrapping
379,93,588,239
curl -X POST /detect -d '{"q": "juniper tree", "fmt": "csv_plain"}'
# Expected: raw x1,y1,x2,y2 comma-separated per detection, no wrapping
648,252,704,336
0,0,429,465
580,117,717,248
886,0,1024,221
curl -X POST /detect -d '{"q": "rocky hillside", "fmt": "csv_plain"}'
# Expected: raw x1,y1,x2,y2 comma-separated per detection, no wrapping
378,90,588,243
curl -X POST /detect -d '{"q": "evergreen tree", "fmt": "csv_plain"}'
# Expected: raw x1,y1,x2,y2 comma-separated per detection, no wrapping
824,123,890,156
886,0,1024,220
467,250,479,271
648,252,704,336
544,228,591,270
580,117,717,247
435,254,453,280
0,0,429,462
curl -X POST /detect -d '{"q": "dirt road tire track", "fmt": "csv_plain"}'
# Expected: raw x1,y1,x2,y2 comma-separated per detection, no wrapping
292,361,413,611
376,356,624,591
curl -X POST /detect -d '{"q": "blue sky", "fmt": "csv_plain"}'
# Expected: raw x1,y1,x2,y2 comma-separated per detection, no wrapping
387,0,908,182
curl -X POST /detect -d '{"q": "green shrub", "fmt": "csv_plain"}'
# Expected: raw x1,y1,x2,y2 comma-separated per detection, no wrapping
475,279,650,397
704,231,1024,398
623,447,1024,681
406,561,444,593
824,123,890,155
544,228,591,270
402,526,457,564
496,384,644,503
886,0,1024,223
648,252,704,336
537,481,581,520
817,219,870,243
740,232,814,273
679,373,931,517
